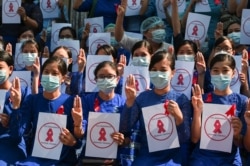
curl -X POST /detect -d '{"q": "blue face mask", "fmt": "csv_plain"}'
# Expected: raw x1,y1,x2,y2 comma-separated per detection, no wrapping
22,53,37,66
41,75,60,92
177,54,195,62
0,69,8,84
149,71,170,89
227,32,241,46
111,37,118,47
132,57,150,67
211,74,231,91
151,29,166,43
96,78,117,94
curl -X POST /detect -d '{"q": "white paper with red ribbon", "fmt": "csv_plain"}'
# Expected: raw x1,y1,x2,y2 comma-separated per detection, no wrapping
32,112,66,160
122,66,150,98
84,17,104,33
2,0,21,24
9,71,31,87
185,12,211,45
170,61,194,100
230,56,241,93
85,55,113,92
240,9,250,45
85,112,120,158
57,40,80,72
200,103,235,153
195,0,211,12
125,0,141,16
0,90,7,114
50,23,72,51
88,33,111,55
40,0,60,19
14,43,24,70
156,0,186,18
142,103,179,152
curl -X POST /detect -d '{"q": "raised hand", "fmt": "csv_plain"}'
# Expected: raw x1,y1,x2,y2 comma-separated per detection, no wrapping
244,99,250,126
10,77,21,109
117,54,126,76
42,46,50,58
192,84,203,114
116,4,126,17
167,100,183,125
231,116,242,138
5,43,12,56
71,95,83,126
17,7,27,19
111,132,124,146
32,57,40,78
125,75,137,107
78,48,86,73
0,113,10,128
196,52,206,74
214,22,223,40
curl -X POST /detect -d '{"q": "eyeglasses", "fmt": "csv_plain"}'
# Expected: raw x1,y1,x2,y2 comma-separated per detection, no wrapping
215,46,232,52
96,74,116,80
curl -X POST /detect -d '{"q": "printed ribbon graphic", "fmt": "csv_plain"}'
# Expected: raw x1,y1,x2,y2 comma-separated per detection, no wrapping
135,79,139,91
9,3,14,12
98,128,107,141
46,128,54,142
157,120,166,133
47,0,52,8
213,120,222,133
177,74,184,85
132,0,137,5
192,25,198,36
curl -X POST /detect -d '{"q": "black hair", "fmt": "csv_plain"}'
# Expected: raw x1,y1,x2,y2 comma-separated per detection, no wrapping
17,26,35,39
0,50,14,66
51,46,72,72
131,40,153,56
149,50,175,70
175,40,198,55
94,61,118,79
224,20,241,35
59,27,77,39
95,45,118,61
210,53,235,70
41,56,67,76
21,39,39,52
214,36,235,50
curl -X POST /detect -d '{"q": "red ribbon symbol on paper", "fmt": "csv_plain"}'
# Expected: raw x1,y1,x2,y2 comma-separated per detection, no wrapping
132,0,137,5
57,105,64,114
157,120,166,133
192,25,198,36
9,3,14,12
46,128,54,142
98,128,107,141
213,120,222,134
225,104,236,117
97,43,101,49
93,27,97,33
135,79,139,91
164,100,170,115
177,74,184,85
47,0,52,8
94,98,100,112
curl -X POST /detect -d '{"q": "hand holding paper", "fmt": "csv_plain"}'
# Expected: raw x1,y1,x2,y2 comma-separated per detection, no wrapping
10,77,21,109
0,113,9,128
125,75,137,107
231,117,242,138
167,100,183,125
111,132,125,145
60,128,77,147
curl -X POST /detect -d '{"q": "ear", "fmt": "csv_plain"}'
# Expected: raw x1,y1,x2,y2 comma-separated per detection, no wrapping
232,69,236,78
68,58,73,65
60,75,66,84
8,65,14,76
116,76,120,84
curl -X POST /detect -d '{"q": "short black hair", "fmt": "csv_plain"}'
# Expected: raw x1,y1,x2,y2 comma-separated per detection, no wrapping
95,44,117,61
0,50,14,66
42,56,67,76
94,61,118,79
210,53,235,70
149,50,175,71
59,27,77,39
131,40,153,56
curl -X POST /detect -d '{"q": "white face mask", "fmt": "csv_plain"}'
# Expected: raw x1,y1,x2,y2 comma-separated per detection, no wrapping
132,57,150,67
22,53,38,66
177,54,195,62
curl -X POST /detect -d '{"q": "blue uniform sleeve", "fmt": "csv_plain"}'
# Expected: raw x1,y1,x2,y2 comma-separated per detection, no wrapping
144,0,157,17
75,0,92,12
70,72,83,95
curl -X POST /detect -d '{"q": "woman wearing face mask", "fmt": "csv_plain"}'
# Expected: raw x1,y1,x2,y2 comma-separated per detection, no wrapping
77,61,125,166
59,26,77,40
115,4,172,53
0,51,31,165
122,50,192,165
11,56,82,165
190,53,247,165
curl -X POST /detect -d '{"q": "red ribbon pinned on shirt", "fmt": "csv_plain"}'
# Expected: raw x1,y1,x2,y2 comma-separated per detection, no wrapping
214,0,221,5
94,98,100,112
225,104,236,117
57,105,64,114
205,93,212,103
164,100,169,115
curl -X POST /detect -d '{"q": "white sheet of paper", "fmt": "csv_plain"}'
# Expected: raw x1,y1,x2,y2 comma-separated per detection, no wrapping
41,58,48,65
40,0,60,19
0,90,7,114
170,61,194,100
14,43,24,70
2,0,21,24
85,112,120,158
9,71,31,87
57,40,80,72
85,55,113,92
88,33,111,55
125,31,143,40
240,9,250,45
164,0,186,18
142,103,180,152
122,66,150,98
32,112,66,160
230,56,241,93
200,103,234,153
84,17,104,33
185,13,211,44
125,0,141,16
195,0,211,12
50,23,72,51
